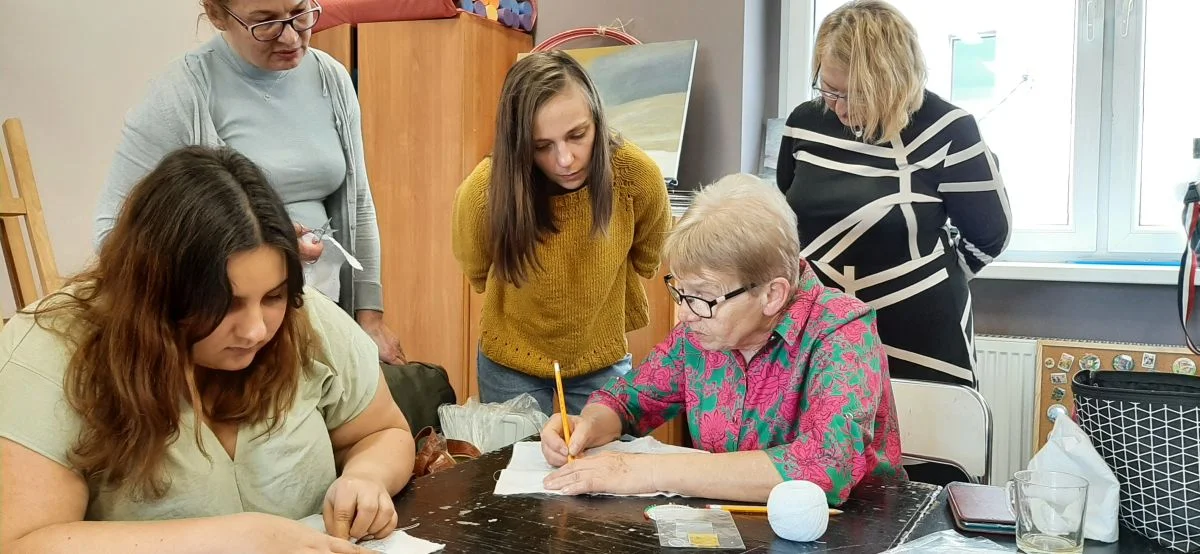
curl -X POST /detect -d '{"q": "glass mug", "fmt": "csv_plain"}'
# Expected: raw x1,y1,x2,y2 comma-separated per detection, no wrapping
1007,470,1090,554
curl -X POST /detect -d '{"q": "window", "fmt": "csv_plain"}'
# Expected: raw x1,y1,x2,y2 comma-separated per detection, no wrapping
781,0,1191,263
950,33,996,104
1107,0,1199,254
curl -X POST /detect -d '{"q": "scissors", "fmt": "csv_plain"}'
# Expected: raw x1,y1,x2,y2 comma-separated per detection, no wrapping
306,217,335,243
301,217,364,271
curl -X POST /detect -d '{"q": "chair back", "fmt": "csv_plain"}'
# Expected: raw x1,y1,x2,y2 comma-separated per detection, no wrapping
891,377,993,484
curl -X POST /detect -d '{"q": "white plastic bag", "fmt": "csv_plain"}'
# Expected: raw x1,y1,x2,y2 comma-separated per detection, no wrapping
882,529,1010,553
438,394,549,453
1026,413,1121,542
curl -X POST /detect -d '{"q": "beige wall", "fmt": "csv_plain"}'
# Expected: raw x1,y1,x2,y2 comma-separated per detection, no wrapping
0,1,213,312
0,0,785,311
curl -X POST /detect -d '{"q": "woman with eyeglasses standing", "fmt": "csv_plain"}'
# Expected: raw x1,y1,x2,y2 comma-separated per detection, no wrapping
778,1,1011,487
778,1,1011,389
92,0,406,365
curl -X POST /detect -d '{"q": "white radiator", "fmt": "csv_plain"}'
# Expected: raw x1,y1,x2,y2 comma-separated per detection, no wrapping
974,335,1041,485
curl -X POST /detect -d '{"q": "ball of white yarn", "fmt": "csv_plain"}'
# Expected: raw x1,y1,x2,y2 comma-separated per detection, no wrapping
767,480,829,542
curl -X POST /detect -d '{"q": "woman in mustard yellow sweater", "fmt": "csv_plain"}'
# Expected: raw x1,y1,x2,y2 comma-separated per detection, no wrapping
452,51,671,416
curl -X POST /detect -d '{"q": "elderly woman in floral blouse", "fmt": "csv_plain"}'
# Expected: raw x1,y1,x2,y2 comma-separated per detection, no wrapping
539,173,906,505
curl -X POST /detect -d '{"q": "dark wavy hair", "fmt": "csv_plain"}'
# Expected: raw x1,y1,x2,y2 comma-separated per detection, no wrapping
28,145,312,500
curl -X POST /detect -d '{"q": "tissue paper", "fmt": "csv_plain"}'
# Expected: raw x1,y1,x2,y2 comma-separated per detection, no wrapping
1026,414,1120,542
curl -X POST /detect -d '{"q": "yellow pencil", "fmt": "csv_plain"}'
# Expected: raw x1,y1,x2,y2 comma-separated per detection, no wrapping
553,360,574,463
705,504,842,516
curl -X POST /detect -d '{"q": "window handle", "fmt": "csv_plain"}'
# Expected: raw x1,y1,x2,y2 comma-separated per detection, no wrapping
1085,0,1097,42
1120,0,1135,38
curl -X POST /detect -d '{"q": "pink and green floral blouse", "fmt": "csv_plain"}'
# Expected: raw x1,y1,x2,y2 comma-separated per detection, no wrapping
589,266,906,505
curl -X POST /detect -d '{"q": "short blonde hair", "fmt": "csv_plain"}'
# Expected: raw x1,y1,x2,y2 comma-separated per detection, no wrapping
665,174,802,288
813,0,926,144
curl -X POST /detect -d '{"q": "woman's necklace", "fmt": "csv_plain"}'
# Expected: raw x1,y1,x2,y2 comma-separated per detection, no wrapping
260,69,293,101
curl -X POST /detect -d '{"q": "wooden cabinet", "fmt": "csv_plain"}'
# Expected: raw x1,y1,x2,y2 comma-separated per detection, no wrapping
308,24,353,71
633,265,688,447
354,15,531,401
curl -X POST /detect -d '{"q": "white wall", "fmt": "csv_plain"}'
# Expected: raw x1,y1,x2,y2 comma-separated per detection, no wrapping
0,1,214,310
741,0,767,174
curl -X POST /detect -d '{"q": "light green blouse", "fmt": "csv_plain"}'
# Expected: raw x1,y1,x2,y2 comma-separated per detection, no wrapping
0,288,379,521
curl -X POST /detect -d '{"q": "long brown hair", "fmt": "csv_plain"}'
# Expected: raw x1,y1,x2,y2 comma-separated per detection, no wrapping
813,0,926,144
488,50,620,286
29,146,312,500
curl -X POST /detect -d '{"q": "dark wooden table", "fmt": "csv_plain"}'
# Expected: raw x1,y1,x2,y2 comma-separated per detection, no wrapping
392,443,943,553
903,486,1177,553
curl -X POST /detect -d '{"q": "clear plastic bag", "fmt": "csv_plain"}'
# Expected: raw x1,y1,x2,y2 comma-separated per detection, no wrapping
652,507,745,549
438,394,549,453
882,529,1010,553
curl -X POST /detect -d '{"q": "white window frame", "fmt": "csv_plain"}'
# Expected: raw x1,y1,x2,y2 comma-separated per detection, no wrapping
777,0,1185,274
1004,0,1102,257
1105,0,1184,256
778,0,816,119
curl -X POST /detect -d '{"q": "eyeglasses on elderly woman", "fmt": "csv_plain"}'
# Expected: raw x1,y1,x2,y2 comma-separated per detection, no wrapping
663,274,757,319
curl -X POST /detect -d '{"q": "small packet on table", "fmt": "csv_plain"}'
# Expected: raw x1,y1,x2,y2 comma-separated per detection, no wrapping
646,504,746,549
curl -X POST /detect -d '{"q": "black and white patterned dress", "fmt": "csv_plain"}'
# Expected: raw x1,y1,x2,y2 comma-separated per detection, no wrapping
777,91,1011,385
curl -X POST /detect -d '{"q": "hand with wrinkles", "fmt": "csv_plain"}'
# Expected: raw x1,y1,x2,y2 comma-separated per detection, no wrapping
542,452,658,496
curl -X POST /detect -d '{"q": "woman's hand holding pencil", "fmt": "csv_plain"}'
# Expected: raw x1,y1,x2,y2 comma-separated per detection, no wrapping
540,412,594,467
540,361,596,467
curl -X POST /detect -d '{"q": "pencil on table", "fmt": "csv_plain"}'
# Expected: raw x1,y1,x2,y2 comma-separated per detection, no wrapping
553,360,574,463
705,504,843,516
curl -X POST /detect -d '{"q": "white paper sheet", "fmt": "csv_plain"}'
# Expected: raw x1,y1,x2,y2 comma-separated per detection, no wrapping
297,514,444,553
323,235,363,270
493,436,707,497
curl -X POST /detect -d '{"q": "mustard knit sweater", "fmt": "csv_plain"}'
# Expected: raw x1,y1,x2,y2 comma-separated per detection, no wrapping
452,142,672,379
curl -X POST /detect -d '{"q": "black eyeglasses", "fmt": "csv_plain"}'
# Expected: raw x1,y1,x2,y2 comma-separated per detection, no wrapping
222,0,323,42
811,64,848,103
812,84,848,103
664,274,755,319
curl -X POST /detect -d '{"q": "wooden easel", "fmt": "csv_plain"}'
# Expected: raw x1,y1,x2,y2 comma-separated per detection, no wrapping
0,118,60,319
